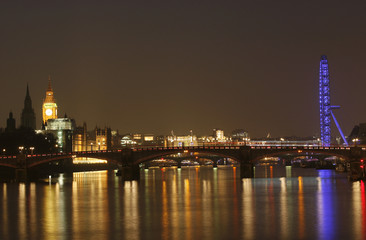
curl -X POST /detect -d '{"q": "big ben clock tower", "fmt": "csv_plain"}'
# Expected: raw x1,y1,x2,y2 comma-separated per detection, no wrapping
42,76,58,124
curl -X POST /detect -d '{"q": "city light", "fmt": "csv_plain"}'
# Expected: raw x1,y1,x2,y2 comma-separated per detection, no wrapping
352,138,359,146
73,157,108,164
18,146,24,153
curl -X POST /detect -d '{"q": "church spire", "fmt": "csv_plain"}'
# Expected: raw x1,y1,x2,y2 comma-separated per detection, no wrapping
26,83,30,97
21,83,36,130
47,75,53,92
24,84,31,104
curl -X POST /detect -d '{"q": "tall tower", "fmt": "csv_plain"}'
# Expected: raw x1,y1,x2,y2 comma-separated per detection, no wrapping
21,84,36,129
319,55,331,146
6,112,16,132
42,76,58,125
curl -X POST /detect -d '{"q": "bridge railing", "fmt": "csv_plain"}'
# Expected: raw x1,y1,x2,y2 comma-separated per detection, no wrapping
0,144,364,160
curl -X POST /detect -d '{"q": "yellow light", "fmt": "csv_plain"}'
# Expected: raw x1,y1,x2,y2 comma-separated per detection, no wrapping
73,157,107,164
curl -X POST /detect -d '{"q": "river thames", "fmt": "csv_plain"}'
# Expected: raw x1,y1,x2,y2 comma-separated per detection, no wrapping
0,166,365,240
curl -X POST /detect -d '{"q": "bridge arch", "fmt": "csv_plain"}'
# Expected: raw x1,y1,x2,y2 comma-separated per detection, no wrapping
0,163,17,169
252,149,350,163
27,154,120,168
2,146,357,171
133,149,242,165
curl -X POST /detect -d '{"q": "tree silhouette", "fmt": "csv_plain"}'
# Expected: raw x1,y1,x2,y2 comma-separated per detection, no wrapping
0,128,57,155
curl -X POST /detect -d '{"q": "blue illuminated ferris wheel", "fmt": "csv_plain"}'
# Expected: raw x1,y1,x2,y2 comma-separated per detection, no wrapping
319,55,331,145
319,55,348,146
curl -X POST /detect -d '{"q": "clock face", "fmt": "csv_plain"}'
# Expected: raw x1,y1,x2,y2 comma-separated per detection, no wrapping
45,109,53,116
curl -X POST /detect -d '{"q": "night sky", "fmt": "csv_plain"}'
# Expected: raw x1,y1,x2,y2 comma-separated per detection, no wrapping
1,0,366,138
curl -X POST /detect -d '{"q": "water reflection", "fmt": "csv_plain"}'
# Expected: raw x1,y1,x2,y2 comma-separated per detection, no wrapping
18,183,26,239
242,178,254,239
317,171,336,240
279,177,288,239
161,180,168,239
184,178,191,239
123,180,139,240
1,184,8,238
298,177,305,239
0,167,365,239
352,180,366,240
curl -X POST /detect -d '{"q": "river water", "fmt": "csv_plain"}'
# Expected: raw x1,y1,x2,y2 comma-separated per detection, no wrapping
0,166,365,240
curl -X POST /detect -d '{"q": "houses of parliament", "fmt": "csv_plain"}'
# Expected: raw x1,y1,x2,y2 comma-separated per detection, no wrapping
3,76,111,154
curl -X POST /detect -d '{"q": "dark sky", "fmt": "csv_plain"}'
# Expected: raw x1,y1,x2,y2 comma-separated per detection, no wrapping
1,0,366,138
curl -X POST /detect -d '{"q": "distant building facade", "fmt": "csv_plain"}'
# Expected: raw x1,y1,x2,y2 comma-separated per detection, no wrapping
349,123,366,145
133,134,143,145
213,129,225,142
121,134,135,147
167,135,197,147
231,129,250,142
73,122,87,152
21,84,36,130
45,118,76,152
95,127,112,150
111,130,122,149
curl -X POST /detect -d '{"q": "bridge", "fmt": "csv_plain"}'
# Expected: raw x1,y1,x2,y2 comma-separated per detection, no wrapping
0,55,358,181
0,145,365,181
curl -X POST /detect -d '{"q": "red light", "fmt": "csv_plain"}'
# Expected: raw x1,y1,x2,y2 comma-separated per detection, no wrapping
361,159,364,163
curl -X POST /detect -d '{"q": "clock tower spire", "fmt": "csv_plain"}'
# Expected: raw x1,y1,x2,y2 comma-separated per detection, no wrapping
42,75,58,124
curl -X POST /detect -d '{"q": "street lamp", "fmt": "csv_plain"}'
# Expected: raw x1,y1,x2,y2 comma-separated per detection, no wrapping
2,149,5,155
18,146,24,153
280,138,285,147
352,138,359,146
29,147,35,155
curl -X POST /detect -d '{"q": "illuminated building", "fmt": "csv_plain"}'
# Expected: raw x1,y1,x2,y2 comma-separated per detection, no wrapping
155,135,165,146
122,133,160,146
231,129,250,143
95,127,111,150
133,134,143,145
45,118,75,152
73,122,87,152
72,123,109,164
167,135,197,147
20,84,36,130
213,129,225,141
42,76,58,125
143,134,155,145
121,134,136,147
144,134,154,142
111,130,122,149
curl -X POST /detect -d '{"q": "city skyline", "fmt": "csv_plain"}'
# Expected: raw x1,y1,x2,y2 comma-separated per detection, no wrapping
1,1,366,137
1,2,366,239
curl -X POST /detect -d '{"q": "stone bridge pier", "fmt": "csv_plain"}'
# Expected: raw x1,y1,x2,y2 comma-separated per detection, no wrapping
15,154,28,182
238,146,254,178
118,148,140,181
348,147,365,180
